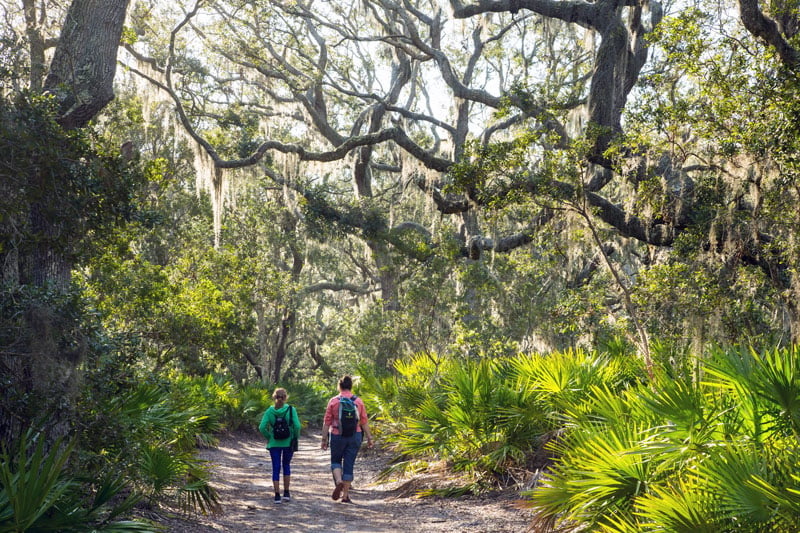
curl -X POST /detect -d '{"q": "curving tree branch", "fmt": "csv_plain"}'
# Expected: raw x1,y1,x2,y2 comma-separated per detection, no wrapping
738,0,800,68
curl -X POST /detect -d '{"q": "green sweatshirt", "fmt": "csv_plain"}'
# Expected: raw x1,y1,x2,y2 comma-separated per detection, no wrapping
259,404,301,449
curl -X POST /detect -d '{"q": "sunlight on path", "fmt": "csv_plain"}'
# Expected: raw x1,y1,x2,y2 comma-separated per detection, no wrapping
196,431,531,532
203,431,409,532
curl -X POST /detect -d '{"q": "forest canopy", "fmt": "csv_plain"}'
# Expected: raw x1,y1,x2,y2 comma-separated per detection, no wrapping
109,0,800,358
1,0,799,423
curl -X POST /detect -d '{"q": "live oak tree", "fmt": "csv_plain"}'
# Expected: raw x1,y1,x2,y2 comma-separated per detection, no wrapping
120,0,800,363
1,0,132,441
2,0,130,288
122,0,645,357
4,0,798,394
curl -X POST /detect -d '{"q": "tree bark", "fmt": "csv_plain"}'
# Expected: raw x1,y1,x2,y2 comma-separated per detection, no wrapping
738,0,800,68
22,0,47,91
44,0,130,130
272,308,296,383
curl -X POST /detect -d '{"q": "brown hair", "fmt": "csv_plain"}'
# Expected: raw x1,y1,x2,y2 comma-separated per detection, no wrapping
272,387,288,400
338,375,353,391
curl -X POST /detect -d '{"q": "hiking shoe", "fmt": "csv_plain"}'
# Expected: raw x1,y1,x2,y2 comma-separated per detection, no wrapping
332,482,344,500
273,493,282,504
341,496,353,504
283,490,291,501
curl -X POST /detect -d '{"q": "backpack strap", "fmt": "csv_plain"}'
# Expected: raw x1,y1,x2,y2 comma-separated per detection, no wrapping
336,395,342,430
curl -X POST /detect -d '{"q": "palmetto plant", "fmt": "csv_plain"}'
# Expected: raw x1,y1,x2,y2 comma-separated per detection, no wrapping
364,348,645,493
528,346,800,532
165,375,232,445
238,383,273,428
138,444,219,514
102,383,221,515
509,348,644,424
0,432,75,532
0,430,152,532
364,354,527,488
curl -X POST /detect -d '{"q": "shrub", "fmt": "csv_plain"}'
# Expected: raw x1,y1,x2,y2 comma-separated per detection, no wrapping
0,430,152,532
359,348,645,494
528,346,800,532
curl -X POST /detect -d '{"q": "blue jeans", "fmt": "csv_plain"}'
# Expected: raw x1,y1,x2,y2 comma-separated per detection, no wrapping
269,446,294,481
329,432,362,481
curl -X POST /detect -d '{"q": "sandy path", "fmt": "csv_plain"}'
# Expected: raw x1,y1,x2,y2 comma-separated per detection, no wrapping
163,430,533,532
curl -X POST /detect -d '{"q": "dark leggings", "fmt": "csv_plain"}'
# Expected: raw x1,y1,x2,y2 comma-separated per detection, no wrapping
269,446,294,481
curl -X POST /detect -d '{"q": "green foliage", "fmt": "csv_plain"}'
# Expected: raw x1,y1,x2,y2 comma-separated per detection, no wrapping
364,345,800,530
0,284,99,440
623,4,800,351
329,305,406,372
361,348,644,493
179,375,257,434
0,432,75,531
83,244,257,376
704,346,800,441
0,430,152,532
299,189,390,242
79,381,221,516
446,134,538,208
160,374,328,432
0,92,142,266
137,443,219,515
527,346,800,532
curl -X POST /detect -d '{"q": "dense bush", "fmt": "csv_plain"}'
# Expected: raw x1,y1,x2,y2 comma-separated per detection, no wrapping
359,347,645,493
0,430,153,532
528,346,800,531
362,346,800,531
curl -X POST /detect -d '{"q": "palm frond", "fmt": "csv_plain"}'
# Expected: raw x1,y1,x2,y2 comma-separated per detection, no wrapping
138,444,186,502
176,466,220,516
530,423,656,527
754,347,800,438
0,431,152,532
0,430,75,531
699,444,789,527
634,481,721,533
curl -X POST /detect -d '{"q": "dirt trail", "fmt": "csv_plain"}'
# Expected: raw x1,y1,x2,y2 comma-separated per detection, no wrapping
163,430,533,532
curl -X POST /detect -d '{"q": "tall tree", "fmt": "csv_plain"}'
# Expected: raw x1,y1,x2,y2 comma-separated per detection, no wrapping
1,0,132,442
124,0,800,355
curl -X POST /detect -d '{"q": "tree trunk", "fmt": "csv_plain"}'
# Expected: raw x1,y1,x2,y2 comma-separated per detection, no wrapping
2,0,131,444
272,309,296,383
22,0,47,91
370,241,400,312
44,0,130,130
22,0,130,285
309,341,336,379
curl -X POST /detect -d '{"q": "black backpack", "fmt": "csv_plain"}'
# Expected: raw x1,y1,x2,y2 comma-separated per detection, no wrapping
272,406,292,440
338,396,359,437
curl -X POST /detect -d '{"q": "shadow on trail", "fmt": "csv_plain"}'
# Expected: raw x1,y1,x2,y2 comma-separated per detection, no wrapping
187,429,532,532
201,430,406,532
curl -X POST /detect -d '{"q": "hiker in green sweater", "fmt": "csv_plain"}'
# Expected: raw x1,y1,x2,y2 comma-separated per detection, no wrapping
259,387,302,504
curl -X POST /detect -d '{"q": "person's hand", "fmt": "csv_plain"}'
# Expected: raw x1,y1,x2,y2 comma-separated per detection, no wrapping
366,437,374,449
321,438,328,450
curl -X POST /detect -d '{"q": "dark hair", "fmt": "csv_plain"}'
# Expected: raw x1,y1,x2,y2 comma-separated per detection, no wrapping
339,375,353,391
